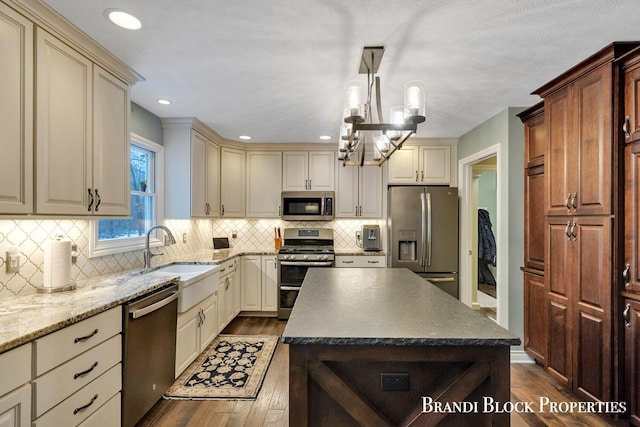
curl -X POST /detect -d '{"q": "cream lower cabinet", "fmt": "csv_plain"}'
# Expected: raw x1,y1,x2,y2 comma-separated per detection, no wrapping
246,151,282,217
388,144,452,185
32,306,122,427
335,164,383,218
35,29,130,216
0,3,33,214
0,344,31,427
241,255,278,312
217,258,239,332
221,147,246,217
175,292,218,377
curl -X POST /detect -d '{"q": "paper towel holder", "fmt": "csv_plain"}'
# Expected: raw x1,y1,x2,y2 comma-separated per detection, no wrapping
37,236,77,294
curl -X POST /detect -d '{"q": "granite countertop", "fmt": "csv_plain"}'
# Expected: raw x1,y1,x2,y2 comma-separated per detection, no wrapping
282,268,521,347
0,248,276,354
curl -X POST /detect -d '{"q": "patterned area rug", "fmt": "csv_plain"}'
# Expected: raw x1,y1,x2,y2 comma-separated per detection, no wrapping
164,334,278,400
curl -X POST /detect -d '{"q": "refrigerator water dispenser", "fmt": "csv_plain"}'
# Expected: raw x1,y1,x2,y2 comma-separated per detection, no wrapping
398,230,417,261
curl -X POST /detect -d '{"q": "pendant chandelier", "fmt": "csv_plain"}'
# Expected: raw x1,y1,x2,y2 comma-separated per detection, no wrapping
339,46,426,166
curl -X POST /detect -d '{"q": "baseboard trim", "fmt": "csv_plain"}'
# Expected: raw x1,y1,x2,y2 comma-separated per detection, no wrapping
510,350,535,364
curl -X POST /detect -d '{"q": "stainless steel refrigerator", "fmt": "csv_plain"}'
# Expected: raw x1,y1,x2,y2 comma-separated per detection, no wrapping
388,186,459,298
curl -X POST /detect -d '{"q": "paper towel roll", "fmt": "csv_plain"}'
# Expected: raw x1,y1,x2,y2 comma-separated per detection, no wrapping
43,236,71,288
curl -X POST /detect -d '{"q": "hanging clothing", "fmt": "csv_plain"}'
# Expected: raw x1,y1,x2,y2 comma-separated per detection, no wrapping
478,208,497,286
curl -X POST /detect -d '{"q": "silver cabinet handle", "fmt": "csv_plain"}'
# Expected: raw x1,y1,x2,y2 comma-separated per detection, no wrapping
569,221,577,241
74,328,99,344
571,192,577,211
624,115,631,139
305,179,308,190
74,394,98,415
87,188,94,212
342,260,354,264
367,260,379,264
74,361,99,380
623,263,631,287
565,221,572,240
624,303,632,328
565,193,572,211
221,205,225,216
415,171,419,182
94,188,101,212
309,179,312,189
421,170,424,182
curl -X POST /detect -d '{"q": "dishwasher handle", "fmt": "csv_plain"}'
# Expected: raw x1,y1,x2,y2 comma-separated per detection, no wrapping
129,290,179,319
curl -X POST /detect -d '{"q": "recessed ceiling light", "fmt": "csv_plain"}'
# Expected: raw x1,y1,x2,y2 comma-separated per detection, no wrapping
157,99,171,105
239,135,252,140
104,9,142,30
319,135,331,140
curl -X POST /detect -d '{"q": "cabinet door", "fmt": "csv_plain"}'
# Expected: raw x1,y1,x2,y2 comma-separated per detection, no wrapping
232,264,242,316
308,151,335,191
220,148,245,217
546,217,574,387
625,299,640,426
625,142,640,294
572,66,612,216
525,166,545,270
190,132,207,217
524,110,546,168
523,271,547,365
625,63,640,143
36,29,92,214
282,151,308,191
388,145,419,184
572,216,612,402
241,256,261,311
0,4,33,214
246,151,282,217
546,88,574,216
261,256,278,312
206,140,220,217
92,66,130,215
175,307,200,377
200,293,218,350
0,384,30,427
335,163,359,217
419,146,450,185
217,279,227,333
359,165,383,218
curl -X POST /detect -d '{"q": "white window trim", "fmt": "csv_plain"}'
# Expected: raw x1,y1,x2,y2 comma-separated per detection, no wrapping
89,133,165,258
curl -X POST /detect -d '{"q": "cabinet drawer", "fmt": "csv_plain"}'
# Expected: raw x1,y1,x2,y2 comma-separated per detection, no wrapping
34,334,121,417
335,256,386,268
35,306,122,376
218,258,237,277
77,392,120,427
0,343,31,397
33,363,121,427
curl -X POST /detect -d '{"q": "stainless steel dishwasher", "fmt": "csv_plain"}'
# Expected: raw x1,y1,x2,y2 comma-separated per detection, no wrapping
122,283,179,427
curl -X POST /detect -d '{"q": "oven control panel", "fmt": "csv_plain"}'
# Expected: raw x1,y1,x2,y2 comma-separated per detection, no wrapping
278,254,334,261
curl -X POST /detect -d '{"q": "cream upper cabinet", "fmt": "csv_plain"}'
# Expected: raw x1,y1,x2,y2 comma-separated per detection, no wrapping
336,164,383,218
388,144,452,185
283,151,334,191
163,120,220,219
220,147,246,217
0,4,33,214
246,151,282,217
35,29,130,215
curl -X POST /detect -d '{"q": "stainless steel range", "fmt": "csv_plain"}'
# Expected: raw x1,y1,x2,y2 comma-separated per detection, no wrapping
277,228,334,320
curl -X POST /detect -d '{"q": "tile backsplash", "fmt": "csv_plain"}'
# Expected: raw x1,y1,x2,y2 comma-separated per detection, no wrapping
0,218,383,298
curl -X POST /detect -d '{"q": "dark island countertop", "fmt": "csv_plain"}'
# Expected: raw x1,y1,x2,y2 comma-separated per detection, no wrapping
282,268,521,347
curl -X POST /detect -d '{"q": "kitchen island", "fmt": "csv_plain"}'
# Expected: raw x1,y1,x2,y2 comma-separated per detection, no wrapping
282,268,521,426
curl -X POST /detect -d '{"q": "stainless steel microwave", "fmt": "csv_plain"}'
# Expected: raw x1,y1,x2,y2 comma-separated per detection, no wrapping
281,191,334,221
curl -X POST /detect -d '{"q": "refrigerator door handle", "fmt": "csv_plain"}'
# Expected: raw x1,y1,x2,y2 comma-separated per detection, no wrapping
420,192,426,267
426,192,432,267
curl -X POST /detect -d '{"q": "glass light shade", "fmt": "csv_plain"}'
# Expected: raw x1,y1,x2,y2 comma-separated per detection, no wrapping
374,132,390,154
404,80,426,120
388,106,405,140
344,80,365,120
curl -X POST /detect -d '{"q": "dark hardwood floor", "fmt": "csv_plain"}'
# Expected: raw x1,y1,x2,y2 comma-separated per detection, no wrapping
138,317,625,427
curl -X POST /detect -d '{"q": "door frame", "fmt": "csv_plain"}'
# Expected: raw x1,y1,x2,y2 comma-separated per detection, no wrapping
458,144,508,328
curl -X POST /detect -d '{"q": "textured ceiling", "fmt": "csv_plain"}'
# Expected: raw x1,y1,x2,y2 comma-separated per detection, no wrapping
42,0,640,143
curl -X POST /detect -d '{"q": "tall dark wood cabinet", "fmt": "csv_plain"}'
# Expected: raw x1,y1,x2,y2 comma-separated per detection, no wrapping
527,43,640,406
518,103,547,365
622,48,640,426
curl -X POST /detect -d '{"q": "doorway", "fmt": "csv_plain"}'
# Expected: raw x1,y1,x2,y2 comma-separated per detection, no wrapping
458,145,508,329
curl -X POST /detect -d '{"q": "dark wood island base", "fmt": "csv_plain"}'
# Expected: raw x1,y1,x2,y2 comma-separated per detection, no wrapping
282,269,520,427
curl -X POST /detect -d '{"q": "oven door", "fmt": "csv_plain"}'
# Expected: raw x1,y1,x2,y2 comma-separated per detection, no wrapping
278,260,333,319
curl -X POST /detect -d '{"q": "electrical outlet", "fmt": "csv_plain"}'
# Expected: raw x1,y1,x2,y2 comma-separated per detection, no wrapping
380,372,410,391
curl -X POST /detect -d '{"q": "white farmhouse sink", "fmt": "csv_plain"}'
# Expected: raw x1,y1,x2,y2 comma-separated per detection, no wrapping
154,263,219,312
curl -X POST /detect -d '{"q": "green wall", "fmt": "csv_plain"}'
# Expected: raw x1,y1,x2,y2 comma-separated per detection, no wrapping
458,107,526,348
131,103,163,144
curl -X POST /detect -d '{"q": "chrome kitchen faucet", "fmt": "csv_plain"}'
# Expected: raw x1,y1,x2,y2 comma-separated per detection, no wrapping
143,225,177,270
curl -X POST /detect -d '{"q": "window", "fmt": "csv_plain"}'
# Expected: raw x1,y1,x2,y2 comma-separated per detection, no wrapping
89,133,164,257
